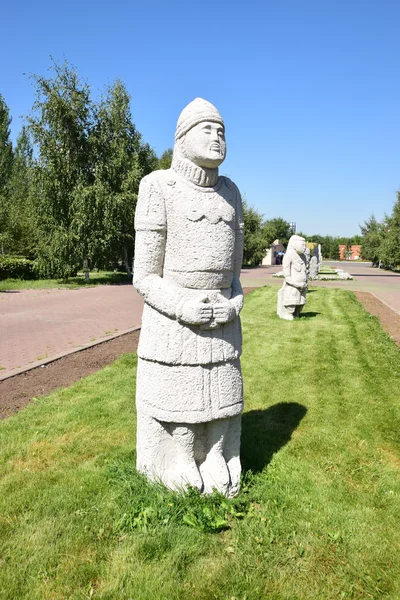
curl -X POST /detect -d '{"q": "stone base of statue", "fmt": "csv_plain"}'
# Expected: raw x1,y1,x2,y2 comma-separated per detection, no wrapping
136,410,242,497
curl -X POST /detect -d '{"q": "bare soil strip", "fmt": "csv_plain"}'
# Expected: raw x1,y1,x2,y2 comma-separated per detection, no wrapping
0,331,140,420
354,291,400,346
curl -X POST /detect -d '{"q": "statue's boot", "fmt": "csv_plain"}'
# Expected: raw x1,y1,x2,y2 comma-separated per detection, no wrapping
170,425,203,491
200,419,230,495
280,313,294,321
277,290,294,320
224,415,242,497
280,304,295,320
294,305,304,317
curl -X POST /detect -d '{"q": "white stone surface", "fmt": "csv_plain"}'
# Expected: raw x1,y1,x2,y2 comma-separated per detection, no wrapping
304,247,311,276
277,235,308,320
133,98,244,496
309,255,319,278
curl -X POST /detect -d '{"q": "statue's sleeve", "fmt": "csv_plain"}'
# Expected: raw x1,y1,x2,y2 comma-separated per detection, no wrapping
231,185,245,315
133,174,183,319
282,255,297,288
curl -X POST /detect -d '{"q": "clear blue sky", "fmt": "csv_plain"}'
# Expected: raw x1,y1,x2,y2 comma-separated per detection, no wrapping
2,0,399,237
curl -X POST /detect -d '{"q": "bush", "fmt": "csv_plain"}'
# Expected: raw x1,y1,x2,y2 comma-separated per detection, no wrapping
0,257,37,280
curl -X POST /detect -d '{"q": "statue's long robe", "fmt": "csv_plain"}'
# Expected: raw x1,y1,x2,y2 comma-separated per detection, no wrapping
133,165,244,423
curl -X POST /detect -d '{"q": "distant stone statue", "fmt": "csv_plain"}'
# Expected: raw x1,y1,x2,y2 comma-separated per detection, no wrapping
309,254,319,278
277,235,308,320
133,98,244,497
304,247,311,276
317,244,322,272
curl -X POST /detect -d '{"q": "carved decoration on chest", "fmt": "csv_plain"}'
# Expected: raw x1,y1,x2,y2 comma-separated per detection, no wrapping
163,178,236,226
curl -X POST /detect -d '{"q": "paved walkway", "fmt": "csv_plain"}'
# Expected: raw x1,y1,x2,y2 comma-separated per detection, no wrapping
2,261,400,379
1,285,143,379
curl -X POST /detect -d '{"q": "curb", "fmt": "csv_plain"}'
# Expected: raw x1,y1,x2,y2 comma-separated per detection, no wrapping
0,325,141,383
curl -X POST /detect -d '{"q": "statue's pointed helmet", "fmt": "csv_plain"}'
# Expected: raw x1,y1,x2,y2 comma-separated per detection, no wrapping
175,98,224,141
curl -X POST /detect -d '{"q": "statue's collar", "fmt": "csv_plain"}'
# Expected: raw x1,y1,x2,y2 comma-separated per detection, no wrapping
171,155,219,188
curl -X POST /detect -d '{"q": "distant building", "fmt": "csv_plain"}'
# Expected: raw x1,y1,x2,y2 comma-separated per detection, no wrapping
339,245,361,260
262,239,286,266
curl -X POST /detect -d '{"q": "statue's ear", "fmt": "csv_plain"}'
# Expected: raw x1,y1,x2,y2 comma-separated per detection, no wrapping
175,135,186,156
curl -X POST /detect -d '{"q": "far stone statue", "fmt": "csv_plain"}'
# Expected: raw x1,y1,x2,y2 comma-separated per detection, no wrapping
277,235,308,320
309,253,319,278
317,243,322,270
133,98,244,497
304,247,311,277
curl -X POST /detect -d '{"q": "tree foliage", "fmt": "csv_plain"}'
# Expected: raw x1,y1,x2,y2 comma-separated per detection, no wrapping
242,201,266,266
27,60,93,277
360,215,384,265
75,79,157,274
25,60,157,278
262,217,292,248
157,148,173,170
0,94,14,254
377,195,400,269
6,127,35,256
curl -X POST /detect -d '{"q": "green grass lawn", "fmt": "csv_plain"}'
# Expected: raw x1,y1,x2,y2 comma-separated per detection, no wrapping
0,271,130,291
1,287,399,599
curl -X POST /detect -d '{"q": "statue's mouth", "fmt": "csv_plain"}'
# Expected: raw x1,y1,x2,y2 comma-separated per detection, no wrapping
210,143,220,152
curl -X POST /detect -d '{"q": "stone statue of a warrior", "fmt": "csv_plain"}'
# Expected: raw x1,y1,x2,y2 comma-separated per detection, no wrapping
277,235,308,320
133,98,244,497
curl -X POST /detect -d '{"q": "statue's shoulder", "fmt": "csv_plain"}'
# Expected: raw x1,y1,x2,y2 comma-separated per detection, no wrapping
141,168,176,189
136,170,168,231
140,169,164,187
221,176,240,196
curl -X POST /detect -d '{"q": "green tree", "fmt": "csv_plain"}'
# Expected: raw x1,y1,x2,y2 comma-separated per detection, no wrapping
262,217,292,248
318,236,341,259
157,148,173,170
6,126,35,256
242,201,266,266
360,214,384,265
0,94,14,254
350,234,363,245
329,241,340,260
85,79,157,275
28,59,93,278
378,194,400,269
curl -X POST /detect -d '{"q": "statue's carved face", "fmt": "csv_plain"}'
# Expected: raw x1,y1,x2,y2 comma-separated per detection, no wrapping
179,121,226,168
293,238,306,255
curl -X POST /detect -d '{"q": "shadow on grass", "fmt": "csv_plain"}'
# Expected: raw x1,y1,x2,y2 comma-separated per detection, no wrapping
241,402,307,473
299,311,320,318
0,290,20,293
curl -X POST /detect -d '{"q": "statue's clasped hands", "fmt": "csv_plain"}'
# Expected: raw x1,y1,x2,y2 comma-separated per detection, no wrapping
177,295,235,328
